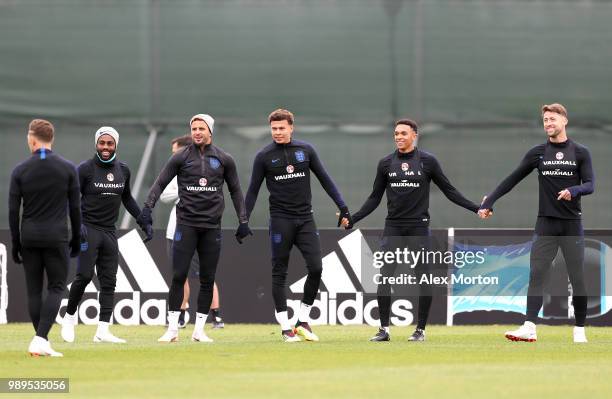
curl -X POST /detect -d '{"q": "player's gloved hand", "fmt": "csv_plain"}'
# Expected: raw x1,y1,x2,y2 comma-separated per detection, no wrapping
136,205,153,228
142,224,154,243
235,222,253,244
11,240,22,264
337,206,352,228
136,206,154,243
69,236,80,258
80,224,89,252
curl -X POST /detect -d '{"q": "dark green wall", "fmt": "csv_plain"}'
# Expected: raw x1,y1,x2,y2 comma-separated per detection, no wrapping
1,1,610,228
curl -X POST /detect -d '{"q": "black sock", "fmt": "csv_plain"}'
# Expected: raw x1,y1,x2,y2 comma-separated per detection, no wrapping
526,295,543,323
178,309,186,324
573,296,587,327
377,295,392,327
211,308,221,320
416,296,432,330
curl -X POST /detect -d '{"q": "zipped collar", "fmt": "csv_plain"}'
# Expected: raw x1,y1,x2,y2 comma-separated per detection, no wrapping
273,140,292,148
548,138,571,148
95,152,116,167
396,147,417,159
193,142,212,154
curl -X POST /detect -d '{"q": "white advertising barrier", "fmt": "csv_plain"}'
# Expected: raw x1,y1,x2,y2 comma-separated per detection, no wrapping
0,243,7,324
56,229,170,326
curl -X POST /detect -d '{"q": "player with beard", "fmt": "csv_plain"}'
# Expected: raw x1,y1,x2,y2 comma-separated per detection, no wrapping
479,103,594,343
60,127,150,344
140,114,250,343
160,134,225,329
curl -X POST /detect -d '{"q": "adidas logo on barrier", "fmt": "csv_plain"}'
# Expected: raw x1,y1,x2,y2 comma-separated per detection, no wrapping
57,229,169,326
287,230,414,326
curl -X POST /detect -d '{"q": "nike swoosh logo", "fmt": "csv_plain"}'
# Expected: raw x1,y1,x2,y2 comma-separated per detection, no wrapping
272,159,280,163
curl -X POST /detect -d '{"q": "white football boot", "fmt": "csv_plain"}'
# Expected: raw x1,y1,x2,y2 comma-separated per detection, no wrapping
282,329,301,343
294,322,319,342
158,311,180,343
93,321,126,343
191,329,214,343
573,326,588,343
505,321,537,342
28,336,63,357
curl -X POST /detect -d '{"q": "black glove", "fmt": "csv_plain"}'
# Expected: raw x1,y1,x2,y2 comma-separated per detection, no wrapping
80,224,89,252
235,222,253,244
12,240,22,264
337,206,353,229
136,206,154,243
136,206,153,228
347,214,360,230
142,224,154,243
69,236,80,258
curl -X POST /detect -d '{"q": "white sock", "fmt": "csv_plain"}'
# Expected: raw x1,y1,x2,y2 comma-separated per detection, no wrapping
383,326,390,333
194,312,207,334
524,321,536,330
96,321,110,337
275,311,291,331
167,311,180,332
64,312,77,322
298,303,312,324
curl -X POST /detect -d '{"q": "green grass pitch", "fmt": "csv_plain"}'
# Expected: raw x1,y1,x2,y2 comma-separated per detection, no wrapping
1,323,612,398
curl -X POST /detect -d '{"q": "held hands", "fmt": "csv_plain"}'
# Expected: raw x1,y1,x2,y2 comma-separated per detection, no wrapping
136,206,153,226
136,206,154,243
336,206,353,230
478,208,493,219
235,222,253,244
557,189,572,201
478,195,493,219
